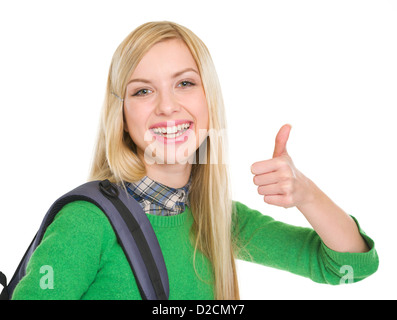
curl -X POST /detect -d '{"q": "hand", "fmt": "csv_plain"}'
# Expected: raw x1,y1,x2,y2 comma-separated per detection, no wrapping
250,125,370,252
251,124,313,208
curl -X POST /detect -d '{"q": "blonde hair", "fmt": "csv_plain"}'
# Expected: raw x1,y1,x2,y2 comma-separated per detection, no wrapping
89,21,239,300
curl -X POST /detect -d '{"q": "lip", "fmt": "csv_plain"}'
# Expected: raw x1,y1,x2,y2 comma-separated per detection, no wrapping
149,119,193,129
150,122,194,145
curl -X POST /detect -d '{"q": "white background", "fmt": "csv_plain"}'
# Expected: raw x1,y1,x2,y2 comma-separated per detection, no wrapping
0,0,396,300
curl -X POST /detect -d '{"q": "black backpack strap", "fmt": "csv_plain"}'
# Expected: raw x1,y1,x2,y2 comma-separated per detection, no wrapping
98,180,169,300
0,272,8,300
6,180,169,300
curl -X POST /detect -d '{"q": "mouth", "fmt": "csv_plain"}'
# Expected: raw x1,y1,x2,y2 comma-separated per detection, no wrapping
149,121,193,139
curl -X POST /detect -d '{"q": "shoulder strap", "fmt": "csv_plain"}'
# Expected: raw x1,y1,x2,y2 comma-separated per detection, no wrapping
0,272,8,300
4,180,169,300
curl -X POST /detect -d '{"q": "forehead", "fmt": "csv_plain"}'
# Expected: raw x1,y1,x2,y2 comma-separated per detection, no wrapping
130,39,198,78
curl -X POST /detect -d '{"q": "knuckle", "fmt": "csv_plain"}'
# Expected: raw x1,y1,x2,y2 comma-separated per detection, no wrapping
280,172,291,181
280,181,292,194
275,158,285,168
285,195,294,207
278,156,289,166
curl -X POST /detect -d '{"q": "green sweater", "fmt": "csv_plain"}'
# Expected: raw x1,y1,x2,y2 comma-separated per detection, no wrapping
12,200,378,300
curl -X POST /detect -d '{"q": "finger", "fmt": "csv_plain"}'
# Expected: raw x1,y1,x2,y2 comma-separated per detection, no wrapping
253,171,281,186
257,183,283,196
273,124,292,158
251,158,283,175
263,195,292,208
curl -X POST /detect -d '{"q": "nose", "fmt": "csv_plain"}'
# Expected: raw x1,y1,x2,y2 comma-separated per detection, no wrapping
155,89,181,116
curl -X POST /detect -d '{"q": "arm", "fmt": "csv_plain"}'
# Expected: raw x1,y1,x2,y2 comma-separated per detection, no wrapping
12,201,108,300
232,200,378,284
251,124,369,253
296,177,369,253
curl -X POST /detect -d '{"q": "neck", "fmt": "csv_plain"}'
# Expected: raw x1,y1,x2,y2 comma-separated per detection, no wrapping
138,153,192,189
147,163,192,188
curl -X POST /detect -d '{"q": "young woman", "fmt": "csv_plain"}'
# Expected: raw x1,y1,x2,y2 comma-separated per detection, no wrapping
12,21,378,300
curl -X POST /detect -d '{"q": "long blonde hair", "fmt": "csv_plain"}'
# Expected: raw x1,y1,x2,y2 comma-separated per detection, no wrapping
89,21,239,300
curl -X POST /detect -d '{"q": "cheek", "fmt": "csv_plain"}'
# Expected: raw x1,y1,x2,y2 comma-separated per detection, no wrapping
201,105,209,129
199,104,209,132
190,93,209,130
123,106,147,141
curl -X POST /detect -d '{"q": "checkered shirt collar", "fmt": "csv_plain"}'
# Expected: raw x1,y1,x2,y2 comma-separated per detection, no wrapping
126,175,191,215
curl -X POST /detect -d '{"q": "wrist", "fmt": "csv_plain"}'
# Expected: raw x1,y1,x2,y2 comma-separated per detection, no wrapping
296,177,332,222
296,174,323,211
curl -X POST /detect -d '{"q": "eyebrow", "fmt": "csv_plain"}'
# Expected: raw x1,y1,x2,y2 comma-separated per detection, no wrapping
173,67,199,78
127,67,199,86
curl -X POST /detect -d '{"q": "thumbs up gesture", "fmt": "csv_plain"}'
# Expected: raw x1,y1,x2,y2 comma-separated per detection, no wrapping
251,124,312,208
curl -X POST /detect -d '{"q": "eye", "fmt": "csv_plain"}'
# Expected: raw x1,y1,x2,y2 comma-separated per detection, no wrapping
178,80,195,88
133,88,153,96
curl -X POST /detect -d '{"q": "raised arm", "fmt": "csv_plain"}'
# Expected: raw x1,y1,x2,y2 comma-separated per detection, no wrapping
251,124,369,253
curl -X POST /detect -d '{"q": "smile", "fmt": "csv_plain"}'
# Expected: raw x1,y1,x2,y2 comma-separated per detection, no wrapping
149,120,194,145
151,122,191,138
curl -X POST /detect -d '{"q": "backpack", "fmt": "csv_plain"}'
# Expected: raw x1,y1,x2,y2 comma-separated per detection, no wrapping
0,180,169,300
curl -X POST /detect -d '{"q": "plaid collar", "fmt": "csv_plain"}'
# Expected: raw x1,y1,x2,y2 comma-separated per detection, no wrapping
126,176,191,216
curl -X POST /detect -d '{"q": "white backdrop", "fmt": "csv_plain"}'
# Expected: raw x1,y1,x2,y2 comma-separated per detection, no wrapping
0,0,396,300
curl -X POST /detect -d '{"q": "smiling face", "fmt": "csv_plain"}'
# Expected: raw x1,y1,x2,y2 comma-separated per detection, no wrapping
123,38,209,165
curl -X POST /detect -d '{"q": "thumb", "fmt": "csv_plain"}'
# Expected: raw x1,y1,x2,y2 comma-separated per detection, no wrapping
272,124,292,158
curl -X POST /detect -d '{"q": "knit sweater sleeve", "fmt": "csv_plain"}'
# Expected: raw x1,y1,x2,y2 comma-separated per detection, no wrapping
12,201,114,300
232,201,379,285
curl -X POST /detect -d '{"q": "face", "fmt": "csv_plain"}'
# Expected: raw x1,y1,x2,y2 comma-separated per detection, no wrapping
123,39,209,165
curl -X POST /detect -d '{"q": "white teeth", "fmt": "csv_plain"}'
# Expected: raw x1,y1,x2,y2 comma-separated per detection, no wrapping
151,122,191,137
